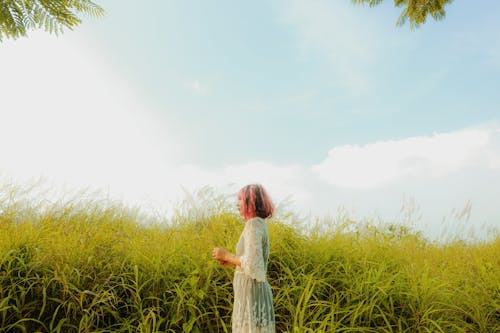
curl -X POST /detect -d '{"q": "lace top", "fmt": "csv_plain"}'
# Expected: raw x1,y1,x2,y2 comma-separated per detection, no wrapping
236,217,269,282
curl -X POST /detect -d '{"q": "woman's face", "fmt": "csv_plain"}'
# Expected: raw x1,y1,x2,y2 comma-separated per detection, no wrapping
237,196,244,217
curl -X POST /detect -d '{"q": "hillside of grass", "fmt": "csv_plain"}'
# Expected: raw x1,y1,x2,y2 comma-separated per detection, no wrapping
0,186,498,332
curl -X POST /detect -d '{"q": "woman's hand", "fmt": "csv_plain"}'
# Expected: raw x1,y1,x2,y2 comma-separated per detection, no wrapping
212,247,241,267
212,247,228,262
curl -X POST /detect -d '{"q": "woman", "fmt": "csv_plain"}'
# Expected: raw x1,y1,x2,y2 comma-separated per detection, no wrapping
212,184,276,333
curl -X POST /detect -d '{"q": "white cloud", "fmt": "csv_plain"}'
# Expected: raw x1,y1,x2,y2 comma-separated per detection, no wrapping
222,162,310,206
301,126,500,240
164,130,500,239
155,161,308,210
312,127,500,189
186,79,208,95
0,32,182,206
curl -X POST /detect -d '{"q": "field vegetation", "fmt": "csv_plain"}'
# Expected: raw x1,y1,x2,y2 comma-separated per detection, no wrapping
0,185,498,332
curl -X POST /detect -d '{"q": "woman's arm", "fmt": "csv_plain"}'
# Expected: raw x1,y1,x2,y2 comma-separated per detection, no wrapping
217,258,238,267
213,247,241,267
240,219,266,281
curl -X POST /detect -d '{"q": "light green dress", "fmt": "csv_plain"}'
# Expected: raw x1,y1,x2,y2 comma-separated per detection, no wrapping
232,217,275,333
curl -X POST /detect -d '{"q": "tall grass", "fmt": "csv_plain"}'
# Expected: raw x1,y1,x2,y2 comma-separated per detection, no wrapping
0,185,498,332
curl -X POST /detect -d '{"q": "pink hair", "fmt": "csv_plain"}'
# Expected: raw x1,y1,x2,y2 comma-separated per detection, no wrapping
237,184,275,220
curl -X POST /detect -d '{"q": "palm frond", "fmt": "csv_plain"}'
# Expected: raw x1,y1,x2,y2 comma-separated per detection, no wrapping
353,0,453,29
0,0,104,41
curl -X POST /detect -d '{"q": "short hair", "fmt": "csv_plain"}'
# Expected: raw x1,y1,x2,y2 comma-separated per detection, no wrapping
237,184,275,220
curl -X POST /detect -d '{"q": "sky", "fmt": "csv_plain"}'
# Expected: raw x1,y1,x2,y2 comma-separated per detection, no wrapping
1,0,499,240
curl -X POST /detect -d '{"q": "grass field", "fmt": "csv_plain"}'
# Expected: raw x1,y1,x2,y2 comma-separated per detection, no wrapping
0,185,498,332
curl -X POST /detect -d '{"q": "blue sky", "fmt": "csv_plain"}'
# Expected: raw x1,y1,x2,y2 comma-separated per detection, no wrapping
79,0,499,165
1,0,499,240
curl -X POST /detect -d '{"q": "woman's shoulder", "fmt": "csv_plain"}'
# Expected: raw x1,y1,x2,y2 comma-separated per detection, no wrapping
248,216,265,224
245,217,266,230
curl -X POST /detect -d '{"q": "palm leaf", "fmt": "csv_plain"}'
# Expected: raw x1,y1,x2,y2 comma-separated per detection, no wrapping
0,0,104,41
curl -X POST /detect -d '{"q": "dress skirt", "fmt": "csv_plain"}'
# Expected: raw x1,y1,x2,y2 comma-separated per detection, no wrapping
232,271,275,333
